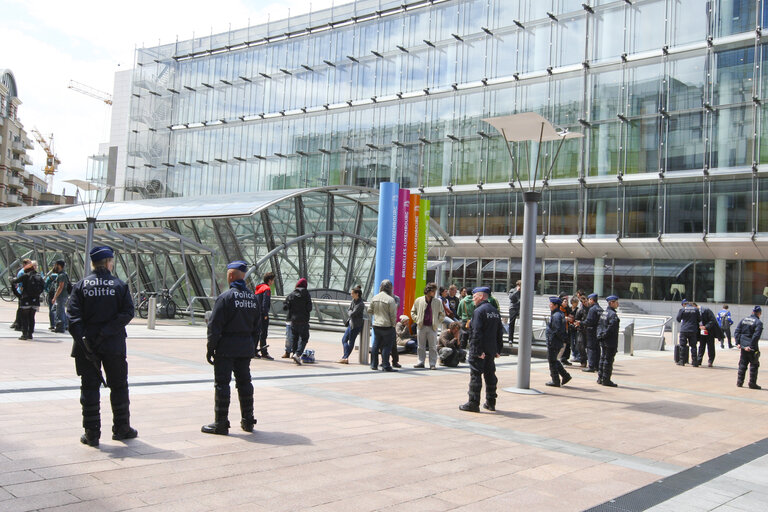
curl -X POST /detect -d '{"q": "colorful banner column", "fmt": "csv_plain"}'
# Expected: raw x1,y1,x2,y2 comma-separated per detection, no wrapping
403,195,420,321
394,189,410,317
373,181,399,296
415,198,430,299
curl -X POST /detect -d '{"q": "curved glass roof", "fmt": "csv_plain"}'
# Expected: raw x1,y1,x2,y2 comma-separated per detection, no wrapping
23,186,378,225
0,205,66,227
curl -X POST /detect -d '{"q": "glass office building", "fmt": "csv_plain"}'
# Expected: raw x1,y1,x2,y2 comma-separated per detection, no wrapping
124,0,768,305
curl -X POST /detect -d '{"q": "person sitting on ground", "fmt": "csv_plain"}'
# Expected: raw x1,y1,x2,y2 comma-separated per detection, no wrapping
438,321,467,367
396,315,417,354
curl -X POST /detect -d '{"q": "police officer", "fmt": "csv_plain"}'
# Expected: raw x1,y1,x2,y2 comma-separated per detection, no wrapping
581,293,602,373
545,296,572,387
596,295,621,387
734,306,763,390
67,246,136,447
676,299,701,366
697,306,722,368
202,261,262,435
460,287,503,412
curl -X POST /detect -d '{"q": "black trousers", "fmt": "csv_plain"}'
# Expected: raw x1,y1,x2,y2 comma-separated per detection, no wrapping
19,307,36,336
371,326,395,369
722,327,732,347
586,332,601,369
737,349,760,386
598,340,618,383
255,317,269,353
547,340,569,384
697,335,716,365
678,332,699,365
213,356,253,421
75,354,130,433
290,323,310,356
508,315,517,344
467,355,497,403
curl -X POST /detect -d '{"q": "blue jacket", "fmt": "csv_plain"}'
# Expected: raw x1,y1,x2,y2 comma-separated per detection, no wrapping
676,305,701,334
546,309,567,346
469,300,504,359
597,306,620,346
67,269,134,357
734,314,763,351
717,309,733,329
207,280,261,358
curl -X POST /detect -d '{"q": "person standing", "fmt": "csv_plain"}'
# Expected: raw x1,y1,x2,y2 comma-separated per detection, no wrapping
11,258,31,331
51,259,70,333
574,294,590,367
697,306,721,367
446,285,460,319
202,261,261,435
411,282,445,370
718,305,734,349
253,272,275,360
368,280,398,371
44,265,59,331
457,290,475,349
581,293,602,373
459,287,503,412
67,246,136,447
545,296,572,387
596,295,621,387
734,306,763,389
338,286,365,364
12,262,44,340
283,278,312,365
676,299,701,366
507,280,521,345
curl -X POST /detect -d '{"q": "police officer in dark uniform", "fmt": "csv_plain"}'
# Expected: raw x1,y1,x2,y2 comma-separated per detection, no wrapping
581,293,602,373
596,295,621,387
459,287,503,412
734,306,763,389
202,261,262,435
676,299,701,366
545,296,572,387
67,246,136,447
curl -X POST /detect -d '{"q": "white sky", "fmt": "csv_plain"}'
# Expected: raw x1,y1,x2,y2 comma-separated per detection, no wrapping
1,0,336,196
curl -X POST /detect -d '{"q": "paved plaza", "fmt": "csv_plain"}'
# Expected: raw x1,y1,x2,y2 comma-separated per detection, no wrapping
0,302,767,512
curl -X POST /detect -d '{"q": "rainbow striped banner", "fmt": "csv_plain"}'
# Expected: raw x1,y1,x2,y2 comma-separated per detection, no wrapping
394,189,410,317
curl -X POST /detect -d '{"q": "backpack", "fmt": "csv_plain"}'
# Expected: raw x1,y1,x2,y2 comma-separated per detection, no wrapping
60,271,72,294
27,274,45,298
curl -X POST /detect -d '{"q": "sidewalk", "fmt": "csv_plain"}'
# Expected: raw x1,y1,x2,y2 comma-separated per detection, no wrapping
0,301,766,511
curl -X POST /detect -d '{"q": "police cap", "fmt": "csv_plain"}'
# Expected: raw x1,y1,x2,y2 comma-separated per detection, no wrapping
472,286,491,295
549,296,562,305
226,260,248,272
754,305,762,313
90,246,114,262
587,293,598,300
606,295,619,302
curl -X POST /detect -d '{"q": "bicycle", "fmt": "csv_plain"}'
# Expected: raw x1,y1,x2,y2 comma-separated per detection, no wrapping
1,280,17,302
137,289,178,319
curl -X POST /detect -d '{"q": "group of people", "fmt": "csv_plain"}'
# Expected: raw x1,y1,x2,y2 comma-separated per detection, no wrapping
8,258,70,340
675,300,763,389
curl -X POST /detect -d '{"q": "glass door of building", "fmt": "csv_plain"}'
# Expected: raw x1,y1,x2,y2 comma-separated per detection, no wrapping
540,259,576,296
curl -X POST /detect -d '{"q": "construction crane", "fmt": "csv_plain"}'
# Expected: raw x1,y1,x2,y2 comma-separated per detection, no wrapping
67,80,113,106
30,128,61,193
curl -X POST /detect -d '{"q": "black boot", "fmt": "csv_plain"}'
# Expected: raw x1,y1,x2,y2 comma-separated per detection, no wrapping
241,417,256,432
260,346,274,361
459,401,480,412
80,429,100,447
202,396,230,435
482,399,496,412
561,374,572,386
545,374,561,387
239,393,255,432
112,425,138,440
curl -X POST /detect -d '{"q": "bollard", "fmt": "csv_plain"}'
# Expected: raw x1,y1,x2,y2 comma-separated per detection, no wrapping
148,296,157,330
359,317,371,365
623,323,634,355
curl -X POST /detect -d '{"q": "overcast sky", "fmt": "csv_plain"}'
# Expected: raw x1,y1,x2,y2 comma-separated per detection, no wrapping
1,0,336,197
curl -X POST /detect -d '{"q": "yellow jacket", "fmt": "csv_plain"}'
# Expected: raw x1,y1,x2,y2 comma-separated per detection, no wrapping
411,295,445,328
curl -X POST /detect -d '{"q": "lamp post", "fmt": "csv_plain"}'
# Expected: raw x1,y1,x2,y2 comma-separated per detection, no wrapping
65,179,112,278
482,113,582,393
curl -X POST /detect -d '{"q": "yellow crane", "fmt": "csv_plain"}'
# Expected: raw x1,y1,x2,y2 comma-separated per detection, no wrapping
67,80,113,105
30,128,61,194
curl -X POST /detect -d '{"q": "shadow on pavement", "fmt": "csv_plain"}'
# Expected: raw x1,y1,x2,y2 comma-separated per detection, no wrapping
624,400,722,419
103,439,185,460
493,410,546,420
233,430,312,446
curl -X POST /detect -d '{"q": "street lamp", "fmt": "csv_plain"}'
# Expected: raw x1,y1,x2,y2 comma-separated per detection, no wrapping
482,112,582,393
64,179,112,278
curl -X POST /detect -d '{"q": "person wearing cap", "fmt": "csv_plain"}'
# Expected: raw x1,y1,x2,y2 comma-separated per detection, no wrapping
283,277,313,364
676,298,701,366
338,285,365,364
460,286,504,412
202,261,261,435
51,259,70,333
411,282,445,369
545,296,572,387
596,296,621,387
581,293,602,373
253,272,275,360
66,246,136,447
734,306,763,389
11,261,44,340
368,280,398,371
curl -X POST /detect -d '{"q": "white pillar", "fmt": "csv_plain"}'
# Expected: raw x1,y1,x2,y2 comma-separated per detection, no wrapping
714,259,726,303
713,194,729,303
594,257,605,297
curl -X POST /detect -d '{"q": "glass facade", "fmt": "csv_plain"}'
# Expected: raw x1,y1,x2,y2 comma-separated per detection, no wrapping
121,0,768,304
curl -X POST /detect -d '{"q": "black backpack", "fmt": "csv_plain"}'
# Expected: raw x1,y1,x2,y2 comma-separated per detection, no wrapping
27,274,45,298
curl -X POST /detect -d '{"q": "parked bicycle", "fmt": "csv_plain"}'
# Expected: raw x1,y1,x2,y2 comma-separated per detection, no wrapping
136,289,178,319
0,282,16,302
